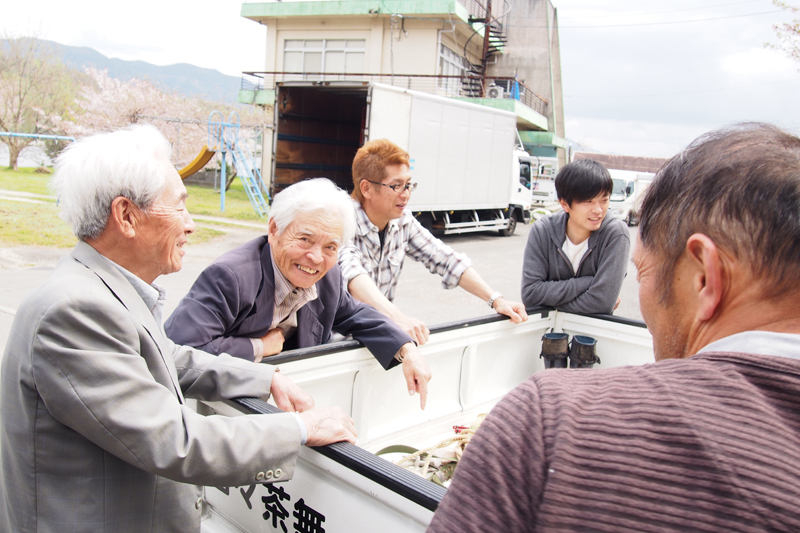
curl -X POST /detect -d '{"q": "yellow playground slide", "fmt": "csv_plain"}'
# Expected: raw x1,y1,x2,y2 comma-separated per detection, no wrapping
178,146,216,179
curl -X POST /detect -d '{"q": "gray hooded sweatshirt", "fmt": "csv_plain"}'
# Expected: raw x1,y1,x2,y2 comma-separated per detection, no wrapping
521,210,630,315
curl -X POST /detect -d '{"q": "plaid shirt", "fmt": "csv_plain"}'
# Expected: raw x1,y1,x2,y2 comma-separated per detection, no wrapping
338,200,471,302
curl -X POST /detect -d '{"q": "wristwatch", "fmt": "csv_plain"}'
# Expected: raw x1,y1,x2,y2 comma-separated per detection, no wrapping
487,291,503,309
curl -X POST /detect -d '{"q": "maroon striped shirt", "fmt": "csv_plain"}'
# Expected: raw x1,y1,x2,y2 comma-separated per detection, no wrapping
428,352,800,532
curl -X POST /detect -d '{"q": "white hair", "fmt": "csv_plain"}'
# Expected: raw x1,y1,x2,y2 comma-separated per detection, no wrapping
270,178,355,243
50,124,172,240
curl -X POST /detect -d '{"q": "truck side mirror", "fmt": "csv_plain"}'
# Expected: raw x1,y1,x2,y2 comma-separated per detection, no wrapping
626,184,633,197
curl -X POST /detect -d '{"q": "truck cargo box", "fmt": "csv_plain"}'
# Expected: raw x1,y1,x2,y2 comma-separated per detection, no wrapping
200,309,654,532
272,82,531,237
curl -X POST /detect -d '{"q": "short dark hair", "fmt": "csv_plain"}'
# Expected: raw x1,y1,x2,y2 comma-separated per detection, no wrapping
639,122,800,302
555,159,613,206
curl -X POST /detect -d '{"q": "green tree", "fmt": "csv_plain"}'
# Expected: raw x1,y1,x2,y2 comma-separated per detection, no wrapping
0,35,77,169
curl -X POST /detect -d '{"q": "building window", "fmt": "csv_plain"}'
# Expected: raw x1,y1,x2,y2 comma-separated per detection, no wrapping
439,44,468,95
283,39,366,77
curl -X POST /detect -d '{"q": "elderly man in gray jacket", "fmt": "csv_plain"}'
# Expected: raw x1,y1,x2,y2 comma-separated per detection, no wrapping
521,159,630,315
0,125,355,533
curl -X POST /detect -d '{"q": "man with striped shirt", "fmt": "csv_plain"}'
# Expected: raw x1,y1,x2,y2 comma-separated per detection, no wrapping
428,123,800,532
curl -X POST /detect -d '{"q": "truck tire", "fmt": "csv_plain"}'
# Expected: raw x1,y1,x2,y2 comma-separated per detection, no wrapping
499,213,517,237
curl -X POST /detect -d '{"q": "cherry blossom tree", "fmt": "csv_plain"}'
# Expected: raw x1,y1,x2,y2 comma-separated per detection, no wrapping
0,34,78,169
63,68,270,170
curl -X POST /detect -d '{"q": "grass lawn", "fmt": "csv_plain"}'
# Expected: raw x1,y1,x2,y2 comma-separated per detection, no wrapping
184,180,268,221
0,168,53,196
0,168,266,247
0,168,269,222
0,199,226,248
0,200,77,248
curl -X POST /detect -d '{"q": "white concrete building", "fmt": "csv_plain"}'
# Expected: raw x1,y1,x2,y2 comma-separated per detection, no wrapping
238,0,566,185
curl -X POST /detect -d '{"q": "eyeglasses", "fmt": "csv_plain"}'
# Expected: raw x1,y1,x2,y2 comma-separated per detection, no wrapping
366,180,418,193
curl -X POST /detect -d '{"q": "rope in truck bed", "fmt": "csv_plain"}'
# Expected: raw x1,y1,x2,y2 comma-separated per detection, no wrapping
377,414,487,487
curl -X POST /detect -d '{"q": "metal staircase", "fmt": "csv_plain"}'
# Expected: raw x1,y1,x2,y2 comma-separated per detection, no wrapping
463,0,510,97
462,69,484,97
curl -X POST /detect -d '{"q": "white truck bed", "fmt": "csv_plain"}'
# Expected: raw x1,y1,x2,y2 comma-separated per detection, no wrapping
200,309,654,532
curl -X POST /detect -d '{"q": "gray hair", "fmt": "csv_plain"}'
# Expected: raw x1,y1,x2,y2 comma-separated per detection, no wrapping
270,178,355,243
50,124,172,240
639,122,800,302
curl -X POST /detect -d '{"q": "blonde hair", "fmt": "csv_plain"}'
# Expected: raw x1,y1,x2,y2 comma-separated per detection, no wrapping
351,139,410,202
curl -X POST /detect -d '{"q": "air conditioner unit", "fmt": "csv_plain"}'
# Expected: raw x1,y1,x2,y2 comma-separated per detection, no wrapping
487,86,504,99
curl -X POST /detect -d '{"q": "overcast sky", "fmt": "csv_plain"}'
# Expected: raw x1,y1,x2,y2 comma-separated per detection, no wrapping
3,0,798,158
556,0,800,157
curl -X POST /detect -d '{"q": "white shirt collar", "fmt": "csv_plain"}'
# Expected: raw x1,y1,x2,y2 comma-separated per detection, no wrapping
699,331,800,361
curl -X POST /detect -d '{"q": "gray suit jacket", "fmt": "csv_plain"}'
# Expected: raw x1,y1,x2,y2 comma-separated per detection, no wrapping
0,241,301,533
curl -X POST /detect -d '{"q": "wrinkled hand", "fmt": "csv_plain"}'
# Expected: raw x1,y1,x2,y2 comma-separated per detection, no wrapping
255,328,285,362
299,406,357,446
492,297,529,323
270,370,315,413
395,313,430,345
400,343,432,410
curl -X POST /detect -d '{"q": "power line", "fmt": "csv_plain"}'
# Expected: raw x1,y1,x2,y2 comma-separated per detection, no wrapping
506,9,781,29
558,0,767,20
565,77,800,98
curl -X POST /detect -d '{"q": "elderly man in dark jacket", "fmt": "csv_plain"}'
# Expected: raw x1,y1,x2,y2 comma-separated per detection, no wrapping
166,178,432,408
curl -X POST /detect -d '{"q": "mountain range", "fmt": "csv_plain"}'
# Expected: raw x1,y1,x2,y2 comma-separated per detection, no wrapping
46,39,242,104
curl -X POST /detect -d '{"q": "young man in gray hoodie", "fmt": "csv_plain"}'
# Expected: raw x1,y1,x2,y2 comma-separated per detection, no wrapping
521,159,630,315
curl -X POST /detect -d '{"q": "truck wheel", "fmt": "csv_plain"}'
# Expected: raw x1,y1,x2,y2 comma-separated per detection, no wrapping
625,212,633,226
499,213,517,237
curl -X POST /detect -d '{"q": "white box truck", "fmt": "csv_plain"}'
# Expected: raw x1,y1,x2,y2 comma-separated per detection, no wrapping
271,82,534,236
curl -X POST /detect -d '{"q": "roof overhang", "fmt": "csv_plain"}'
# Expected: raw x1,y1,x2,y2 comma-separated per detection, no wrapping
518,131,566,149
242,0,470,23
452,97,548,131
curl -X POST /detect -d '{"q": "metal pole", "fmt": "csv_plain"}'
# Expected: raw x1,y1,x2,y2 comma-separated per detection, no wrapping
174,123,182,165
0,132,75,141
480,0,493,97
220,150,226,212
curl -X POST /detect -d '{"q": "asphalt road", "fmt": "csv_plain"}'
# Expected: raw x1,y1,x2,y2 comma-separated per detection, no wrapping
0,220,642,353
393,222,641,325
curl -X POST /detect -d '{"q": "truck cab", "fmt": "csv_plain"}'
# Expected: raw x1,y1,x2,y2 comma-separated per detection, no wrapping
608,170,654,226
509,148,536,226
522,155,558,206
